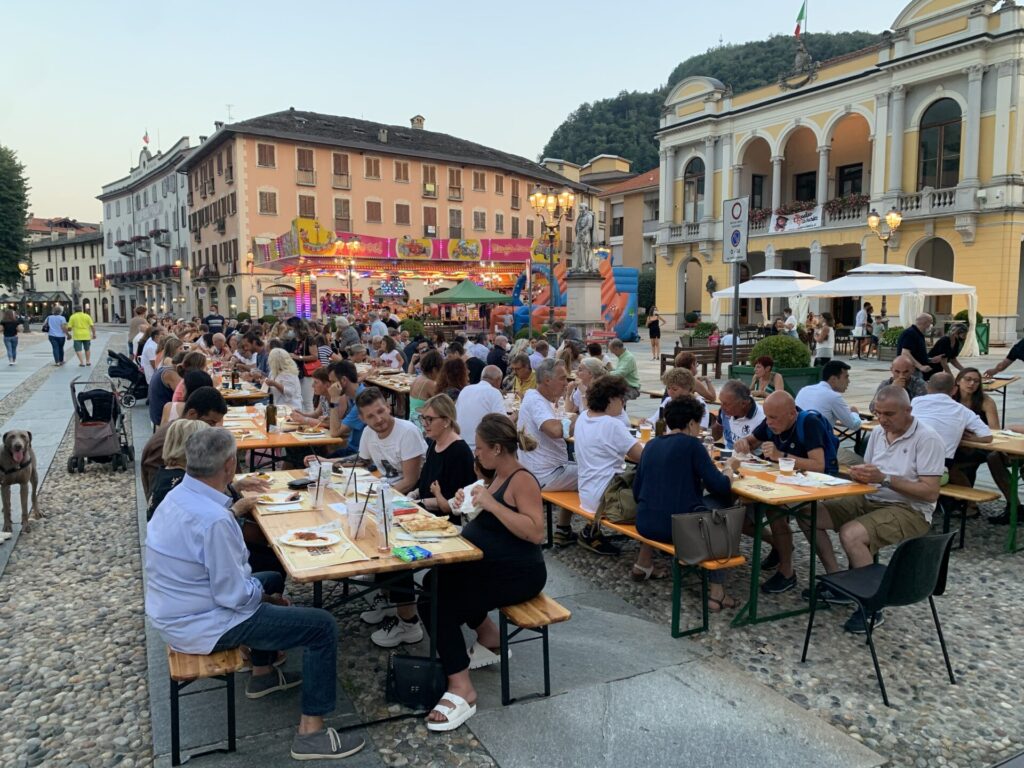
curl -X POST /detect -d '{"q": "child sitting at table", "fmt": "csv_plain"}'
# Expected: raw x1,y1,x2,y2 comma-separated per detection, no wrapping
661,367,709,429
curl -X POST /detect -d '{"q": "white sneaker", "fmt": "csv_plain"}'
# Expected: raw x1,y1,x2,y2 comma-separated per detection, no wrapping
370,616,424,648
359,593,396,625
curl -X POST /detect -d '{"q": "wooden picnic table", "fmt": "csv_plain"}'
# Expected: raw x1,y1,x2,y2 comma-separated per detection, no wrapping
225,406,344,469
727,465,877,627
220,382,271,405
249,469,483,655
363,371,414,417
961,429,1024,553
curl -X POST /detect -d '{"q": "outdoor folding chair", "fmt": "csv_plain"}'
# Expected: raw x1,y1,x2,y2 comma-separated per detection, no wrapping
800,532,957,707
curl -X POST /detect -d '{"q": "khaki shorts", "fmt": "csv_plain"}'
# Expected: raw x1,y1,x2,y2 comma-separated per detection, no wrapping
824,495,930,554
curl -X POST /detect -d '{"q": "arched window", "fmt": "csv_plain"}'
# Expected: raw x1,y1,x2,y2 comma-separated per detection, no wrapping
683,158,705,222
918,99,961,190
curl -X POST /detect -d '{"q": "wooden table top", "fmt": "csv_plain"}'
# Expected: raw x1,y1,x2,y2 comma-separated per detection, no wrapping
227,406,344,450
730,466,877,506
983,376,1020,392
221,383,270,403
250,470,482,583
364,372,414,394
962,430,1024,457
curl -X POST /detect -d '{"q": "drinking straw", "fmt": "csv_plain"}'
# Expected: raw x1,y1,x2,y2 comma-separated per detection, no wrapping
355,492,371,538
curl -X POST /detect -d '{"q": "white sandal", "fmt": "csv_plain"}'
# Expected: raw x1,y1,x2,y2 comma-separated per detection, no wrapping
468,641,508,670
426,691,477,732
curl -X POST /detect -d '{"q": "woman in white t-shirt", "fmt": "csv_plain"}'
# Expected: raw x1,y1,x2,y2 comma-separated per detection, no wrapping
813,312,835,367
261,347,303,410
572,374,644,555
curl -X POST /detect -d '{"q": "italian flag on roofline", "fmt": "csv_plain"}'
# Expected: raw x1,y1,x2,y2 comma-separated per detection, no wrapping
795,0,806,37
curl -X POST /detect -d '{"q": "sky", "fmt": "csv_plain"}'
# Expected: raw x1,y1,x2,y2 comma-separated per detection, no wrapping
1,0,904,222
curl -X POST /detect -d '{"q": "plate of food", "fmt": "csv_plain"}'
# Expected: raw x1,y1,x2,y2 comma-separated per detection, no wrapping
740,457,773,471
243,472,272,481
258,492,304,505
297,426,327,435
279,529,341,548
399,515,460,537
375,368,401,376
332,465,373,478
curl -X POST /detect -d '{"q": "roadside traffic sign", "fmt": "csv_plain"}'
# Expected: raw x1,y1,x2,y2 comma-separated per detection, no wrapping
724,197,749,264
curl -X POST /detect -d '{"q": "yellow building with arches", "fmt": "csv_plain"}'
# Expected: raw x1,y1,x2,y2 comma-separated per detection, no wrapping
655,0,1024,345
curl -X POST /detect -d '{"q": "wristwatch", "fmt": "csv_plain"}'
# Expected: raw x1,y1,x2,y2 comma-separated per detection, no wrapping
880,474,892,488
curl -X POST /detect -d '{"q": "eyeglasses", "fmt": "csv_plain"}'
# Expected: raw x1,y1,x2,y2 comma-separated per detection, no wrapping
420,415,444,426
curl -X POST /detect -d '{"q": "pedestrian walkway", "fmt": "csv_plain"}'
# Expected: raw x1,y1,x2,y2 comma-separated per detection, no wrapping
0,329,117,577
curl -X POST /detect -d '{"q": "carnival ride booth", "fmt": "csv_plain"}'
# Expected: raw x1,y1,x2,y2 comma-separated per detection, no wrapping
711,269,825,328
252,217,537,320
800,263,979,356
422,280,512,336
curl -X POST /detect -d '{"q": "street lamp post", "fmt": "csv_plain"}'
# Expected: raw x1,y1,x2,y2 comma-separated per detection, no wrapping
174,259,184,316
866,207,903,317
529,185,575,330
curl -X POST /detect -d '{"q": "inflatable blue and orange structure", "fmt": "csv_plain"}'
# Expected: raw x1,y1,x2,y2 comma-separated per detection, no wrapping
493,248,638,340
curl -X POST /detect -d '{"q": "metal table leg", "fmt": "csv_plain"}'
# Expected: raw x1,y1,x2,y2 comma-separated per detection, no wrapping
1008,459,1020,553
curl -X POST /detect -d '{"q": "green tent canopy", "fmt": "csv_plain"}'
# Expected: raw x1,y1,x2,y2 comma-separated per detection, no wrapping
422,279,511,304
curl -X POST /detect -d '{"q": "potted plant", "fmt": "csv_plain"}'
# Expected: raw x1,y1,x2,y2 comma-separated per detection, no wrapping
877,326,904,362
727,334,820,396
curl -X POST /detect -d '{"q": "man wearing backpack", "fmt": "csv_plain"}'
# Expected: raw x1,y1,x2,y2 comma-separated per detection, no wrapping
733,391,838,595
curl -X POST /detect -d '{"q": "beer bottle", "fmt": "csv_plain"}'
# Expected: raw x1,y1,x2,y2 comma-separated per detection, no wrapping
265,393,277,430
655,406,666,437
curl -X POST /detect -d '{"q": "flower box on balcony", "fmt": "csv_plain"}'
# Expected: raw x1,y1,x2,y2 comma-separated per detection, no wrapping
774,200,817,216
114,240,129,247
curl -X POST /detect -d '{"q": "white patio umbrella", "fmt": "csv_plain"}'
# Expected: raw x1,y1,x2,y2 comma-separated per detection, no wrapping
799,263,979,357
710,269,825,328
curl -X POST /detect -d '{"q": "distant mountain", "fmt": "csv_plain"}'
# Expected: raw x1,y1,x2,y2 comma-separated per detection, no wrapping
542,32,884,176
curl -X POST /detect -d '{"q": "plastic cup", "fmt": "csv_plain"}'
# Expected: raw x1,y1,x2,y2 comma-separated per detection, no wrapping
639,425,652,442
779,457,796,475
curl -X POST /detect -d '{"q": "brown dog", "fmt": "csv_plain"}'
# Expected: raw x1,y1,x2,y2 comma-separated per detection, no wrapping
1,430,40,533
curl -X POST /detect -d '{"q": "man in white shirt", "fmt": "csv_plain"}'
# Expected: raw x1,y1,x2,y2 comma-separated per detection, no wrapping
356,387,428,647
517,359,578,545
528,340,549,370
456,365,506,451
795,360,862,432
146,429,364,760
713,380,765,450
465,332,490,363
911,372,992,461
783,307,799,338
812,386,945,633
719,328,736,347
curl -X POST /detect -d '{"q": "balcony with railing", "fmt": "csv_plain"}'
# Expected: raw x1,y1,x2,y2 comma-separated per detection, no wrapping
642,219,659,236
422,183,438,198
224,166,234,183
296,169,316,186
449,226,463,238
152,229,171,248
448,186,463,201
117,241,136,257
898,187,958,217
333,173,351,190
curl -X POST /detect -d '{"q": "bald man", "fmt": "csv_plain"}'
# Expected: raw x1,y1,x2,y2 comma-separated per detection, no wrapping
733,391,837,595
456,365,506,452
896,313,937,378
810,385,944,633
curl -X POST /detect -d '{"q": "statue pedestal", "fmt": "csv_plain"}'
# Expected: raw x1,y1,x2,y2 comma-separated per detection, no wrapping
566,271,605,339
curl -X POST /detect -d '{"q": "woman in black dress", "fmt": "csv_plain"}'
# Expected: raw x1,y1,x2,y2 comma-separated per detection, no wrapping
925,323,967,379
646,306,663,360
420,414,546,732
415,394,477,518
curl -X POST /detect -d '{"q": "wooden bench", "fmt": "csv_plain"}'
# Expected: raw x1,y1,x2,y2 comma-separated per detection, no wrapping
939,484,1001,549
541,491,744,637
498,593,572,705
167,647,245,766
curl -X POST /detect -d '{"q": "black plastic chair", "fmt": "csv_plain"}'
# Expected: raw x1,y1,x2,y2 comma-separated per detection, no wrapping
800,532,957,707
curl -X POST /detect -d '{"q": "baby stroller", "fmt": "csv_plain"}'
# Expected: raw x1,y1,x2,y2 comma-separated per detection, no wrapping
106,349,148,408
67,378,133,473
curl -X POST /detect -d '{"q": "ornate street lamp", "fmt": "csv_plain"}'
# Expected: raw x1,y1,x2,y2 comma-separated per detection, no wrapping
866,207,903,316
529,185,575,328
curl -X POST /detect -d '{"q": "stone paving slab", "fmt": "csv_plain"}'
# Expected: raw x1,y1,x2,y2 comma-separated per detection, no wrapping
470,658,885,768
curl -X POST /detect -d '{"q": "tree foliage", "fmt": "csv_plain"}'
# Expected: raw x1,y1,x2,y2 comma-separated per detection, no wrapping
0,145,29,289
638,269,656,313
542,32,883,174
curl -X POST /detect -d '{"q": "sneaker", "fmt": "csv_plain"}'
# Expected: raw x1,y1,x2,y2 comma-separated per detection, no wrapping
360,593,396,625
370,616,424,648
291,727,365,761
552,527,578,548
761,547,781,570
844,608,885,634
801,584,855,606
760,570,797,594
245,668,302,699
577,530,621,556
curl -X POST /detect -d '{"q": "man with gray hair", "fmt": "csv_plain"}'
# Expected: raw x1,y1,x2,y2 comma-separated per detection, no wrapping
145,429,364,760
336,316,361,351
609,338,640,398
457,365,506,451
517,358,579,546
369,312,388,339
809,385,945,633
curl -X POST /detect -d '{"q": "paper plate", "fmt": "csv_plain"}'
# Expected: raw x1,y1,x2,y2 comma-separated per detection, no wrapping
258,492,304,505
278,530,341,548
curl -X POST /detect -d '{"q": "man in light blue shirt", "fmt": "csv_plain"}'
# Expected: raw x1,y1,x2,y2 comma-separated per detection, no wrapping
145,428,364,760
794,360,862,432
44,304,68,366
368,311,388,339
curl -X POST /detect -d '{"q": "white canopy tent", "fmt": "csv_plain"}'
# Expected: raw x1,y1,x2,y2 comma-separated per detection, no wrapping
710,269,825,329
799,264,979,357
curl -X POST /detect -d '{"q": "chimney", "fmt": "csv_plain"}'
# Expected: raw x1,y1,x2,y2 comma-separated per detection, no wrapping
378,128,388,143
199,135,208,143
410,115,425,130
214,121,224,130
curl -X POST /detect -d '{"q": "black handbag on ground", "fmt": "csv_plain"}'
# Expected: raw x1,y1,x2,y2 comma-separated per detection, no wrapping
671,503,746,565
385,653,446,710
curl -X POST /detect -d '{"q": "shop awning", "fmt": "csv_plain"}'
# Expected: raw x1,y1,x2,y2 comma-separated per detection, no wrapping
422,280,512,304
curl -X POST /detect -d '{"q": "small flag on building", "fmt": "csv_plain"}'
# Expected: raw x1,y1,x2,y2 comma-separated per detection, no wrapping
795,1,806,37
143,129,150,145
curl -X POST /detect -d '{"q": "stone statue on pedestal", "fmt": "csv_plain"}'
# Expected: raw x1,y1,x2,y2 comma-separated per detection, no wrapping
572,204,596,272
